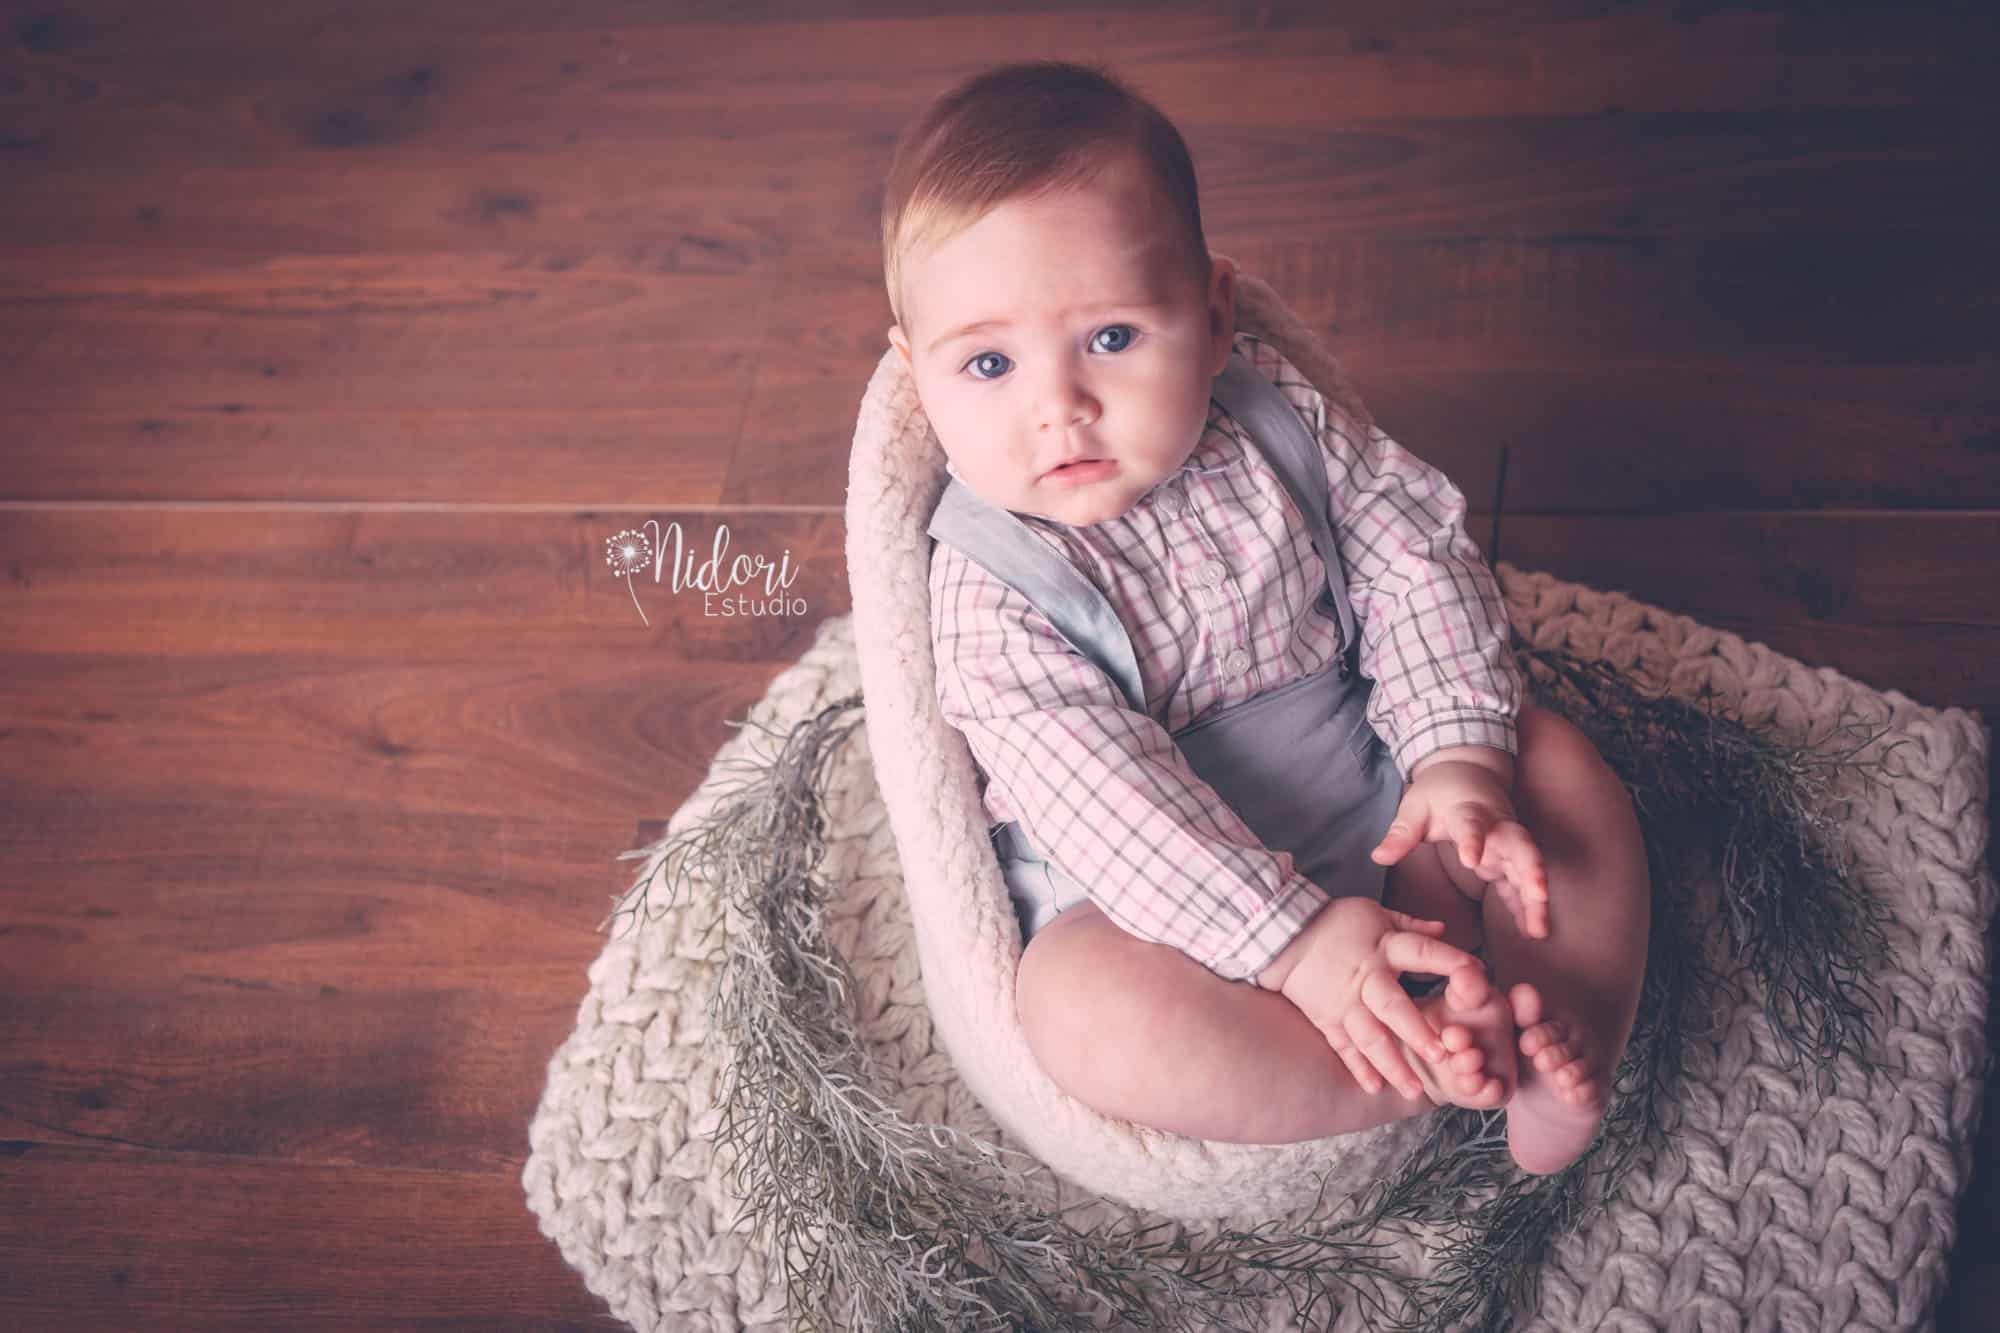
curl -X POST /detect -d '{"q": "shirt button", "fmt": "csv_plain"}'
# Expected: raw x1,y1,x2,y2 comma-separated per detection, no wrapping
1200,560,1227,588
1224,647,1252,678
1156,488,1184,516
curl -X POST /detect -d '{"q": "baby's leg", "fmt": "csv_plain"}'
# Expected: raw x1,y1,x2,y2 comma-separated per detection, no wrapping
1015,899,1471,1143
1460,701,1652,1175
1381,841,1487,969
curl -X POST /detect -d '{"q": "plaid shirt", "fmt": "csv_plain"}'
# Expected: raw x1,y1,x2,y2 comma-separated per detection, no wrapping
928,331,1523,982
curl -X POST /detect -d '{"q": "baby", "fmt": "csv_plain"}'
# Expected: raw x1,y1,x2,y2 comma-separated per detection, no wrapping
884,60,1651,1176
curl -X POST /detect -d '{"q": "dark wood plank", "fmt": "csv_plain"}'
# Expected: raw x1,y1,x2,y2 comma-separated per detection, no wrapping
1490,513,2000,633
0,509,845,661
6,107,1987,250
4,113,1988,279
6,3,1995,156
0,975,594,1173
0,1144,623,1331
1356,364,2000,516
0,658,772,814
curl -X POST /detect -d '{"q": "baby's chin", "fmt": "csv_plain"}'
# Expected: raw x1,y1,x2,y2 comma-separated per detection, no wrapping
953,466,1147,527
1019,485,1144,527
1052,498,1140,527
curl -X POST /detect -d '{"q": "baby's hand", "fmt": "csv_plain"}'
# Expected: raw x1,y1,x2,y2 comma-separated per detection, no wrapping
1275,896,1486,1099
1370,762,1549,940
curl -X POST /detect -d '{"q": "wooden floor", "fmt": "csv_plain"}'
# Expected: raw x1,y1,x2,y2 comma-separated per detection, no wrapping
2,2,1995,1328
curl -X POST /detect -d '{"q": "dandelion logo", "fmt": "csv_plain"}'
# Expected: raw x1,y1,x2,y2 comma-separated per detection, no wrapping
604,518,808,626
606,527,657,626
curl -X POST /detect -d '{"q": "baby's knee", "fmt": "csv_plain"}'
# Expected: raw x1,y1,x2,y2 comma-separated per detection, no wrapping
1517,704,1624,806
1014,905,1080,1042
1514,707,1645,877
1014,902,1252,1121
1014,902,1127,1093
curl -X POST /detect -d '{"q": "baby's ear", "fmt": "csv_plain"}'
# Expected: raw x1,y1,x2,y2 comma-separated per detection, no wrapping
887,325,912,370
1206,258,1238,373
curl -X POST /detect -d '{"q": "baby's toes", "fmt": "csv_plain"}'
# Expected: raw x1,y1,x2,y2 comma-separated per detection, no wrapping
1462,1072,1507,1107
1507,981,1542,1031
1556,1055,1602,1106
1437,1022,1474,1054
1445,1045,1487,1076
1532,1037,1578,1078
1519,1017,1567,1061
1442,1034,1509,1103
1444,965,1493,1009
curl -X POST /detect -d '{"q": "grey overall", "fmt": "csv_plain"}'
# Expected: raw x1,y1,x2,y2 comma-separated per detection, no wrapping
926,349,1413,977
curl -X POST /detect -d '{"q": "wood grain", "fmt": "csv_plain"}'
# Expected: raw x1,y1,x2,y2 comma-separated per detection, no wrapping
0,1144,624,1330
1,2,1994,1329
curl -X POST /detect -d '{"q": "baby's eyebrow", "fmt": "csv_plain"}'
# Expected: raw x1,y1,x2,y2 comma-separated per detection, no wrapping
927,302,1170,356
929,318,1008,356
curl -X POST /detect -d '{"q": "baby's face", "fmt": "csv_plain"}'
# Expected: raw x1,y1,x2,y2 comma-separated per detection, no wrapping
889,152,1235,527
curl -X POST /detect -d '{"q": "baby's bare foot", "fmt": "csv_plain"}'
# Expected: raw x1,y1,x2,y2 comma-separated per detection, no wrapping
1503,982,1611,1174
1392,966,1516,1111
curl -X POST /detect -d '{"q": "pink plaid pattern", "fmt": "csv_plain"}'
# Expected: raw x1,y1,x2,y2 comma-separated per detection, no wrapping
929,330,1523,981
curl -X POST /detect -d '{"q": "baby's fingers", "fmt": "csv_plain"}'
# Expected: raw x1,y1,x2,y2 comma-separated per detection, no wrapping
1482,824,1550,938
1324,1027,1388,1096
1381,930,1484,981
1342,1009,1427,1101
1519,874,1550,938
1360,968,1447,1066
1385,910,1448,936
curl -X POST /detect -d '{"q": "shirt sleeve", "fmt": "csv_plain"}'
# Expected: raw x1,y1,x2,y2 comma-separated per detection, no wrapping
929,539,1331,983
1249,338,1524,781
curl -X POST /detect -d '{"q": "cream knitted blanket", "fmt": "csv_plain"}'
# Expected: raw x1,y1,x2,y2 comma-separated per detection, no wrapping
523,588,1992,1331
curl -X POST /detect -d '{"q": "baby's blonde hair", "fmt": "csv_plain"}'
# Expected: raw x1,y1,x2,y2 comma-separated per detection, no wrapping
880,60,1211,339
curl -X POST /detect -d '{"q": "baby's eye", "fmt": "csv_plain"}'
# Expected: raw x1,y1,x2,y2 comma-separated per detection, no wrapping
961,326,1137,382
964,351,1011,381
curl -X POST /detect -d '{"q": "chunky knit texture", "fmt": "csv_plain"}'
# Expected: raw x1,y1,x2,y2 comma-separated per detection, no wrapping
522,264,1994,1331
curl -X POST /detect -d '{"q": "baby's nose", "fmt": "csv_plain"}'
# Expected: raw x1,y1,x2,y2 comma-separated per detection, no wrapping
1036,381,1097,430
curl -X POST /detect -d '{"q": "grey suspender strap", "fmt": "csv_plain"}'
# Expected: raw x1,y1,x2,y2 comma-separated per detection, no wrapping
1206,351,1362,666
926,479,1149,713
